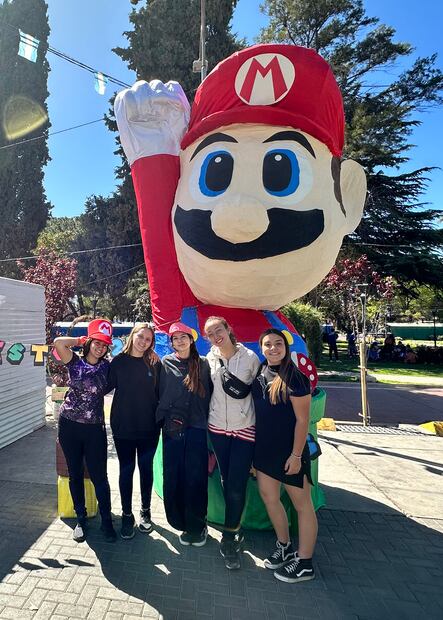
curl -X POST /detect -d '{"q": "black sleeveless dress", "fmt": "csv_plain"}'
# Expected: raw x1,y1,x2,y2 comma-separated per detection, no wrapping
251,363,312,488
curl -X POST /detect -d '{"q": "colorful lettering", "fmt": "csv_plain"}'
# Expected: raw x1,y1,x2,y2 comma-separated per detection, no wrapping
30,344,50,366
6,343,26,365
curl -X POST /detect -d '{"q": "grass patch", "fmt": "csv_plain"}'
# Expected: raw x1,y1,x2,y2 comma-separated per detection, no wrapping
318,340,443,384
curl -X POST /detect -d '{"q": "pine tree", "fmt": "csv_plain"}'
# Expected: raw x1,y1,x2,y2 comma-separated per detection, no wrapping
259,0,443,288
0,0,51,277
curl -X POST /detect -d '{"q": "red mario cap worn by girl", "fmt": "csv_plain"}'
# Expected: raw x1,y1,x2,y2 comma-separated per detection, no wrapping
87,319,113,345
181,43,344,157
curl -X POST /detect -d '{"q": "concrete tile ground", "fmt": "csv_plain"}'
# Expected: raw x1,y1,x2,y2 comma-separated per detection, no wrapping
0,418,442,619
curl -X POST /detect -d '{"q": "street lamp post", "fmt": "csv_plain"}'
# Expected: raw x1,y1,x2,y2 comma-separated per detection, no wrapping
432,309,438,348
358,284,370,427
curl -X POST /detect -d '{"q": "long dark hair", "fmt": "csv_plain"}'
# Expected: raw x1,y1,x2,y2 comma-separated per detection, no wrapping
259,328,299,405
172,335,205,398
82,338,108,361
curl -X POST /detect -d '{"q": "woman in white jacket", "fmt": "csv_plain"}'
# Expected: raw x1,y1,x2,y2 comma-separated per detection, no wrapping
205,316,260,570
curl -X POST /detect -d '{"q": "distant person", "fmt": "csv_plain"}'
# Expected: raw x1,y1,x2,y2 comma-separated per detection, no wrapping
381,333,395,361
107,323,161,540
327,327,339,361
346,330,358,358
54,319,116,543
368,341,380,362
404,345,418,364
393,339,406,362
322,319,334,343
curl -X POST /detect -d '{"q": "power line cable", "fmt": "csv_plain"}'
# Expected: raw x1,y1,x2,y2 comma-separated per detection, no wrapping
1,21,131,88
84,262,146,286
0,118,105,151
0,243,142,263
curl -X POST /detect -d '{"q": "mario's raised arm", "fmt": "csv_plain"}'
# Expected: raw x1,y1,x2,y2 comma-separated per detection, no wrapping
114,81,196,328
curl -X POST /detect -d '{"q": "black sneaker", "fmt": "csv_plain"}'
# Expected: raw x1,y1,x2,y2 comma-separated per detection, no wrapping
274,558,315,583
264,540,296,569
139,510,154,534
220,538,241,570
73,519,87,543
120,513,135,539
234,529,245,547
179,527,208,547
100,518,117,543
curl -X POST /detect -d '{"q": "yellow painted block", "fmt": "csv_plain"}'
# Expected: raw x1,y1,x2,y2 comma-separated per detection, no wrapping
52,387,68,402
317,417,337,431
57,475,98,518
420,421,443,437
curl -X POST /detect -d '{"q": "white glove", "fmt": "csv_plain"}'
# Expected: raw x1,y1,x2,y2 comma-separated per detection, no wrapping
114,80,191,165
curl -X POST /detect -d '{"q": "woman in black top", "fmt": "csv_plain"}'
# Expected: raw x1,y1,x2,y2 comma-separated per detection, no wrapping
157,322,212,547
251,328,317,584
108,323,161,539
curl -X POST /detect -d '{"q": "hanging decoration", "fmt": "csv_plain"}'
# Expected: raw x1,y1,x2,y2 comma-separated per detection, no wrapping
18,30,39,63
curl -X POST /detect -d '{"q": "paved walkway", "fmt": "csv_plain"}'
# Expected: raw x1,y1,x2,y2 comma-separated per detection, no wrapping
321,382,443,425
0,413,442,620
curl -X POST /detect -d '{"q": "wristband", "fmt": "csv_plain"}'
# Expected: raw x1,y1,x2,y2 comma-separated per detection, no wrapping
290,453,302,459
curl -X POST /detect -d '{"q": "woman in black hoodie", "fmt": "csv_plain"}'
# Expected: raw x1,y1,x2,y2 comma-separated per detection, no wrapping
157,322,212,547
108,323,161,539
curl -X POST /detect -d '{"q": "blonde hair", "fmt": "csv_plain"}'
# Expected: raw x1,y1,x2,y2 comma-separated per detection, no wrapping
123,323,159,368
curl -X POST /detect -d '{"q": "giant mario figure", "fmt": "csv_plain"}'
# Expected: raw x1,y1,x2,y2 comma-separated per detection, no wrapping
114,44,366,380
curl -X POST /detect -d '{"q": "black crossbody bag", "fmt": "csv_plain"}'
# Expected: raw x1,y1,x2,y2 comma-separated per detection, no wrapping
219,359,251,400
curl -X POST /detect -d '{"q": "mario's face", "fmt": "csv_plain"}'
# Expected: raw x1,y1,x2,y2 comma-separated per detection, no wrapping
172,122,366,310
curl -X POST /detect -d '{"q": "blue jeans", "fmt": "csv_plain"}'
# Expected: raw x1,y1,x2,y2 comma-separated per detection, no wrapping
113,432,159,515
209,431,254,530
162,427,208,534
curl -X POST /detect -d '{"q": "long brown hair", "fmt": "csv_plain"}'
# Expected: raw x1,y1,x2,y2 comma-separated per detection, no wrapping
172,335,205,398
204,316,237,345
259,328,297,405
123,323,159,369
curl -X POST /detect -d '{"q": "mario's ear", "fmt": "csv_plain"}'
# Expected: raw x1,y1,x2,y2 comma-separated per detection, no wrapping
340,159,367,233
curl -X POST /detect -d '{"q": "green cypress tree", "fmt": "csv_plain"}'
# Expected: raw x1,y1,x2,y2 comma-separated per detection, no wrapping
0,0,51,277
259,0,443,288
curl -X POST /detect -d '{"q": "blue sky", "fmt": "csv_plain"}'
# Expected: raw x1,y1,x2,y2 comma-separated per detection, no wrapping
42,0,442,218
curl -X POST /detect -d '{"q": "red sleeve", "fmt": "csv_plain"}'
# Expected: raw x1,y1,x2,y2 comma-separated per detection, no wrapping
131,155,197,329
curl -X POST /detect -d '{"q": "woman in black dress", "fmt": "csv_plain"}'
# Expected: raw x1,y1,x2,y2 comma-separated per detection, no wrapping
252,328,317,584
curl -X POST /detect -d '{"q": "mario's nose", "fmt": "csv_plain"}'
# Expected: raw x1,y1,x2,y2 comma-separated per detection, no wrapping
210,198,269,243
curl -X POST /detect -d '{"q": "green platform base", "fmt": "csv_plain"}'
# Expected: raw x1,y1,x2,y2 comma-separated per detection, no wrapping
153,388,326,532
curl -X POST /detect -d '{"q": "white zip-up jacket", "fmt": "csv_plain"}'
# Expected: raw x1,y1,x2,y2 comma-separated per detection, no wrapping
206,343,261,431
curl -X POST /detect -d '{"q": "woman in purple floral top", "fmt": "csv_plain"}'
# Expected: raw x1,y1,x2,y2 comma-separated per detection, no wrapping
55,318,116,543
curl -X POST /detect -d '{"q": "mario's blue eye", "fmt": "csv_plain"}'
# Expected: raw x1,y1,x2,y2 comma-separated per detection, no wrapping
263,149,300,196
199,150,233,197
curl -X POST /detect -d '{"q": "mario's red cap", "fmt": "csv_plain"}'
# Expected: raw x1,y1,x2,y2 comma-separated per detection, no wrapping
168,322,194,338
182,44,344,157
87,319,113,345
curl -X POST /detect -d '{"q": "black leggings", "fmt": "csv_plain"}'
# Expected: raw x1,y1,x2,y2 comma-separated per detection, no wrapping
162,427,208,534
113,432,159,515
209,431,254,531
58,416,112,520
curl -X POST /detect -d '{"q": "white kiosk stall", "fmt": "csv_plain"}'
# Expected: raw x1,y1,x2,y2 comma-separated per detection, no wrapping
0,277,46,449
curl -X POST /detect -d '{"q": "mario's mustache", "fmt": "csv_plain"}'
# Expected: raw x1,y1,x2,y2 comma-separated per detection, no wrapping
174,206,324,261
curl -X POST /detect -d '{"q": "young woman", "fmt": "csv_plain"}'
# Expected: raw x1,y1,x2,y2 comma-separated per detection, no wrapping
157,322,212,547
204,316,260,570
55,318,116,543
107,323,161,540
251,328,317,583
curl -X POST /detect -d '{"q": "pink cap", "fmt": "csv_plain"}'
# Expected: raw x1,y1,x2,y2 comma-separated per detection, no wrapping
168,322,194,337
